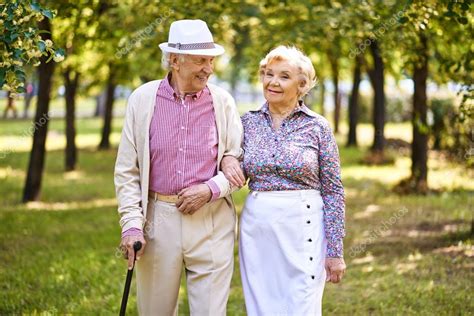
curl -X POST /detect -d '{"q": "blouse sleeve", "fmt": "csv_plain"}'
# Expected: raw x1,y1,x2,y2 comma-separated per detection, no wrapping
318,120,346,258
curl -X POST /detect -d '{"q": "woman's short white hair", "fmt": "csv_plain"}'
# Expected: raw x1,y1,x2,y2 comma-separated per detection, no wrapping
259,45,317,98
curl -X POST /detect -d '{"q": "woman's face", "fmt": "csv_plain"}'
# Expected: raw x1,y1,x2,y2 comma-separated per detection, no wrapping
262,59,301,108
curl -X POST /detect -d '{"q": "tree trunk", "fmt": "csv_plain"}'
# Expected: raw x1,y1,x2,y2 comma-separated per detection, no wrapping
98,66,116,150
411,33,429,192
330,58,340,133
3,91,18,118
94,90,106,117
230,24,249,96
347,56,362,147
23,82,34,119
64,67,80,171
368,40,385,153
319,80,326,117
23,19,55,202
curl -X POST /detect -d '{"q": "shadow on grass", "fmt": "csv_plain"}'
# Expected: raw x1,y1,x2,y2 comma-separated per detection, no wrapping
0,148,118,206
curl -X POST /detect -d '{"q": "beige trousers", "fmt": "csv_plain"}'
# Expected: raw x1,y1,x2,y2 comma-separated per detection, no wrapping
136,196,236,316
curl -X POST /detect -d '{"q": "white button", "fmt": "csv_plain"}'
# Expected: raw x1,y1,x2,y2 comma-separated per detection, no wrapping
177,171,182,174
179,148,183,152
180,126,185,129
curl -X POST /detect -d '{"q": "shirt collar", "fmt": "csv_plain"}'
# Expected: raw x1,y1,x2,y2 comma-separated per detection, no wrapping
159,72,205,101
252,100,317,118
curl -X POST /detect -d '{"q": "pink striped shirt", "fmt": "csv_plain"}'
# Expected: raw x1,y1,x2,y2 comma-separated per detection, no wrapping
122,75,223,238
148,74,220,197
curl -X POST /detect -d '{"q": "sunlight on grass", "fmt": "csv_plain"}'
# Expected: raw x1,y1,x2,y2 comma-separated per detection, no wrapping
343,155,474,191
25,198,117,211
343,156,411,185
0,166,25,178
433,241,473,257
0,133,122,152
0,97,127,119
352,254,375,265
63,170,85,180
336,122,412,146
428,156,474,190
353,204,382,219
396,262,418,274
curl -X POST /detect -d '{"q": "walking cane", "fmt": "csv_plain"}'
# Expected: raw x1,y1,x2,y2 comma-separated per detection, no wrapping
120,241,142,316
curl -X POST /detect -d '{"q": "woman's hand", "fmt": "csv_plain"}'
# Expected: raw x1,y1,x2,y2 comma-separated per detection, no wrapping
325,257,346,283
221,156,246,187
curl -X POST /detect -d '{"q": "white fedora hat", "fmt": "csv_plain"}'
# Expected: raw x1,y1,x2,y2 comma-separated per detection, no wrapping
159,19,225,56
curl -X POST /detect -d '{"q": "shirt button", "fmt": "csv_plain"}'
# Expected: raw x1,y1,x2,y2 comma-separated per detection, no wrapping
308,238,312,242
177,171,182,174
180,126,185,130
179,148,183,152
311,275,315,280
307,204,311,209
307,220,311,224
310,257,313,261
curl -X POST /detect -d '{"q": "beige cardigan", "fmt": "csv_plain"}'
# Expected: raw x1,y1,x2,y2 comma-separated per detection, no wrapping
114,80,243,232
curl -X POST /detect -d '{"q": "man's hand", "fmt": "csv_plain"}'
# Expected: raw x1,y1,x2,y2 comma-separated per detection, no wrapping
176,184,212,215
120,233,146,270
325,257,346,283
221,156,246,187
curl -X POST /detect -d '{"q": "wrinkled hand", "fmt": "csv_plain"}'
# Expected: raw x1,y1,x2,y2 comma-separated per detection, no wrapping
120,233,146,270
177,184,212,215
221,156,245,187
325,257,346,283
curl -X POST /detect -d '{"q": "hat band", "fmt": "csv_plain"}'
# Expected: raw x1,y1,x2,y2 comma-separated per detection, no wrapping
168,42,216,50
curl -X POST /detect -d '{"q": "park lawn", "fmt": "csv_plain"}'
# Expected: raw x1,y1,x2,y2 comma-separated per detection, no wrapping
0,116,472,315
0,96,128,120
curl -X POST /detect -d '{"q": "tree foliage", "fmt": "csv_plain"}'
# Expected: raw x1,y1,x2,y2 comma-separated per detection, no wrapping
0,0,64,94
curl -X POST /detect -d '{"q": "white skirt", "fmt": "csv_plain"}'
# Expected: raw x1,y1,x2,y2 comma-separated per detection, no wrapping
239,190,327,316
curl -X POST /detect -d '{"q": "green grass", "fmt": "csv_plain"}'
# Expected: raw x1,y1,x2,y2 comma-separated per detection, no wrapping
0,113,472,315
0,96,127,120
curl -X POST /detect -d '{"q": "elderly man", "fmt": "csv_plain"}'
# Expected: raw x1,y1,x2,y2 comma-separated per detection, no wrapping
115,19,243,315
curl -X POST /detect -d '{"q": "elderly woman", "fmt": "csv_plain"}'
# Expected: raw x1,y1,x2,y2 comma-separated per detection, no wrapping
223,46,346,315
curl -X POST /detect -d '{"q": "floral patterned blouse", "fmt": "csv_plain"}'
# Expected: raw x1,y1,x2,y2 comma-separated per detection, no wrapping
241,102,346,258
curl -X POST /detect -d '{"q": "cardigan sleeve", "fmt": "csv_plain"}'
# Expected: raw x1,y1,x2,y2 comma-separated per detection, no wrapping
223,92,244,159
206,90,243,199
114,91,145,233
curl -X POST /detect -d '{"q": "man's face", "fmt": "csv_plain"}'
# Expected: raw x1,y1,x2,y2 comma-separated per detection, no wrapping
171,54,215,93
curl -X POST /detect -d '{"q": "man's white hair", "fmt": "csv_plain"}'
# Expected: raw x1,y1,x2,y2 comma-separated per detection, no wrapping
161,52,186,71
